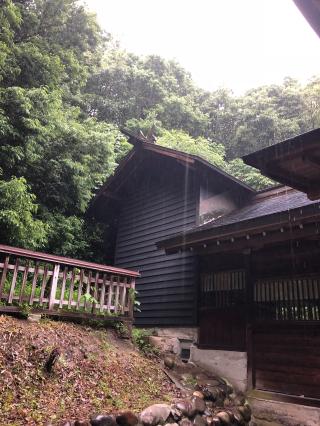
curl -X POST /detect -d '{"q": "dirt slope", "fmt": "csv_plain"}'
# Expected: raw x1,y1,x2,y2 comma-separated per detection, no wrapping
0,315,177,426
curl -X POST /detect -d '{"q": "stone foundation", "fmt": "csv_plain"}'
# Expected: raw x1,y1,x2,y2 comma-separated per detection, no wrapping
148,327,198,357
189,346,247,392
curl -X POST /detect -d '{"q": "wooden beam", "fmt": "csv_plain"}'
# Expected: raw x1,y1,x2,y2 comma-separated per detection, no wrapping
194,222,320,255
302,154,320,169
163,206,320,253
260,165,310,193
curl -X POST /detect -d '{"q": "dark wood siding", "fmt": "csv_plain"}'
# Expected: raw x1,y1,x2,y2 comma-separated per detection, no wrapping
114,165,198,326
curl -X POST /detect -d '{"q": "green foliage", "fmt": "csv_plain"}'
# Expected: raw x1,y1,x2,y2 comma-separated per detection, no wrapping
157,129,226,168
0,176,47,249
131,328,159,356
227,159,274,190
128,288,141,312
1,0,320,261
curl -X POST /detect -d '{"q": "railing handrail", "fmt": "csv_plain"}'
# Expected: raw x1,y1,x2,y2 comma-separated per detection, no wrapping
0,244,140,277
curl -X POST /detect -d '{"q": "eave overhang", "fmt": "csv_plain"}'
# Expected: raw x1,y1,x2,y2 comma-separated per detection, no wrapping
242,128,320,200
157,201,320,255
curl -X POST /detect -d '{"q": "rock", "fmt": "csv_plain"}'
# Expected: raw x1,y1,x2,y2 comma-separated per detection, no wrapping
175,399,195,417
193,415,206,426
192,391,204,399
191,396,206,414
116,412,139,426
75,421,90,426
195,373,208,381
217,384,233,396
91,415,117,426
181,373,194,383
232,411,245,425
223,398,232,408
211,417,221,425
149,336,180,354
207,387,222,401
205,401,214,409
232,395,246,406
216,412,231,425
140,404,172,426
179,418,193,426
197,379,220,388
237,405,251,422
164,355,175,369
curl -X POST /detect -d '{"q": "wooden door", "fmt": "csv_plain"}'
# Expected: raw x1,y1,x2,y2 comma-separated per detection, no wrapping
198,269,247,350
252,275,320,398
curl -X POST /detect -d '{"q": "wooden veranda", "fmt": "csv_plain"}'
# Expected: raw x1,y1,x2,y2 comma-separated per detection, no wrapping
0,244,139,323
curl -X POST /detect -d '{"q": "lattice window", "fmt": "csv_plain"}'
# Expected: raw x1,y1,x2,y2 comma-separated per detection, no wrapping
200,270,246,308
254,276,320,321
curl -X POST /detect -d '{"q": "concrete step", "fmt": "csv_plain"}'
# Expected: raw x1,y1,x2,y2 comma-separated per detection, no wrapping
248,391,320,426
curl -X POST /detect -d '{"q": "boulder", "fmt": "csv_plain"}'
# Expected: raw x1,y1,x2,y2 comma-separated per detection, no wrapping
179,418,193,426
193,415,206,426
216,412,231,425
190,396,206,414
140,404,172,426
116,412,139,426
164,355,175,369
90,415,117,426
175,399,195,417
149,336,180,354
237,405,251,422
192,391,204,400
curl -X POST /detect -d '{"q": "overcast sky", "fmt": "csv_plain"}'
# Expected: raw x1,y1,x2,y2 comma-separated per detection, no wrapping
86,0,320,94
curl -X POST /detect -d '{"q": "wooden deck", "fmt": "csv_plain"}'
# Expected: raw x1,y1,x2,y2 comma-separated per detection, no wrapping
0,244,139,322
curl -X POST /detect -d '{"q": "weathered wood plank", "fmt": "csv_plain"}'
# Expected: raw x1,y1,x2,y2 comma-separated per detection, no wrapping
120,277,127,314
68,269,76,309
107,275,114,313
49,264,60,309
59,267,68,308
19,261,30,304
77,269,85,310
39,266,49,306
8,258,19,304
114,276,120,314
29,263,39,304
0,256,10,299
92,271,99,314
100,273,107,313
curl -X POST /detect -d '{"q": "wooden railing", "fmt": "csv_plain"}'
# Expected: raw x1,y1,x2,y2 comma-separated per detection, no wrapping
0,244,139,321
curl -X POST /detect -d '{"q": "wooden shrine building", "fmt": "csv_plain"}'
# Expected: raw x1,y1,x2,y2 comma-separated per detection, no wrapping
158,128,320,404
91,128,320,411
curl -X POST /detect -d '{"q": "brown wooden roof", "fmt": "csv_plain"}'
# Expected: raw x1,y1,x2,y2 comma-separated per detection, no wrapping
158,186,320,253
90,129,254,209
243,128,320,200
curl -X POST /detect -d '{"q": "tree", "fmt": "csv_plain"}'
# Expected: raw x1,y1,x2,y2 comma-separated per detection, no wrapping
0,176,47,249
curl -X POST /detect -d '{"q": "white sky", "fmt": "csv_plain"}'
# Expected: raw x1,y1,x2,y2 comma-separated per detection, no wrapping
85,0,320,94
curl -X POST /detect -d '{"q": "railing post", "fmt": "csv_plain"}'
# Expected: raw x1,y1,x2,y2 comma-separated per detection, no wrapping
49,264,60,310
129,277,136,320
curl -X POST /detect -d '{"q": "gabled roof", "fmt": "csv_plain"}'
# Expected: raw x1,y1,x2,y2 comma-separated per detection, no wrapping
243,128,320,200
158,185,320,253
91,129,255,208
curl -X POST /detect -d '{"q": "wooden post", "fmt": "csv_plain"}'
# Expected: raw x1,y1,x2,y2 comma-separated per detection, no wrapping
244,249,254,391
49,264,60,310
129,277,136,320
0,256,9,300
